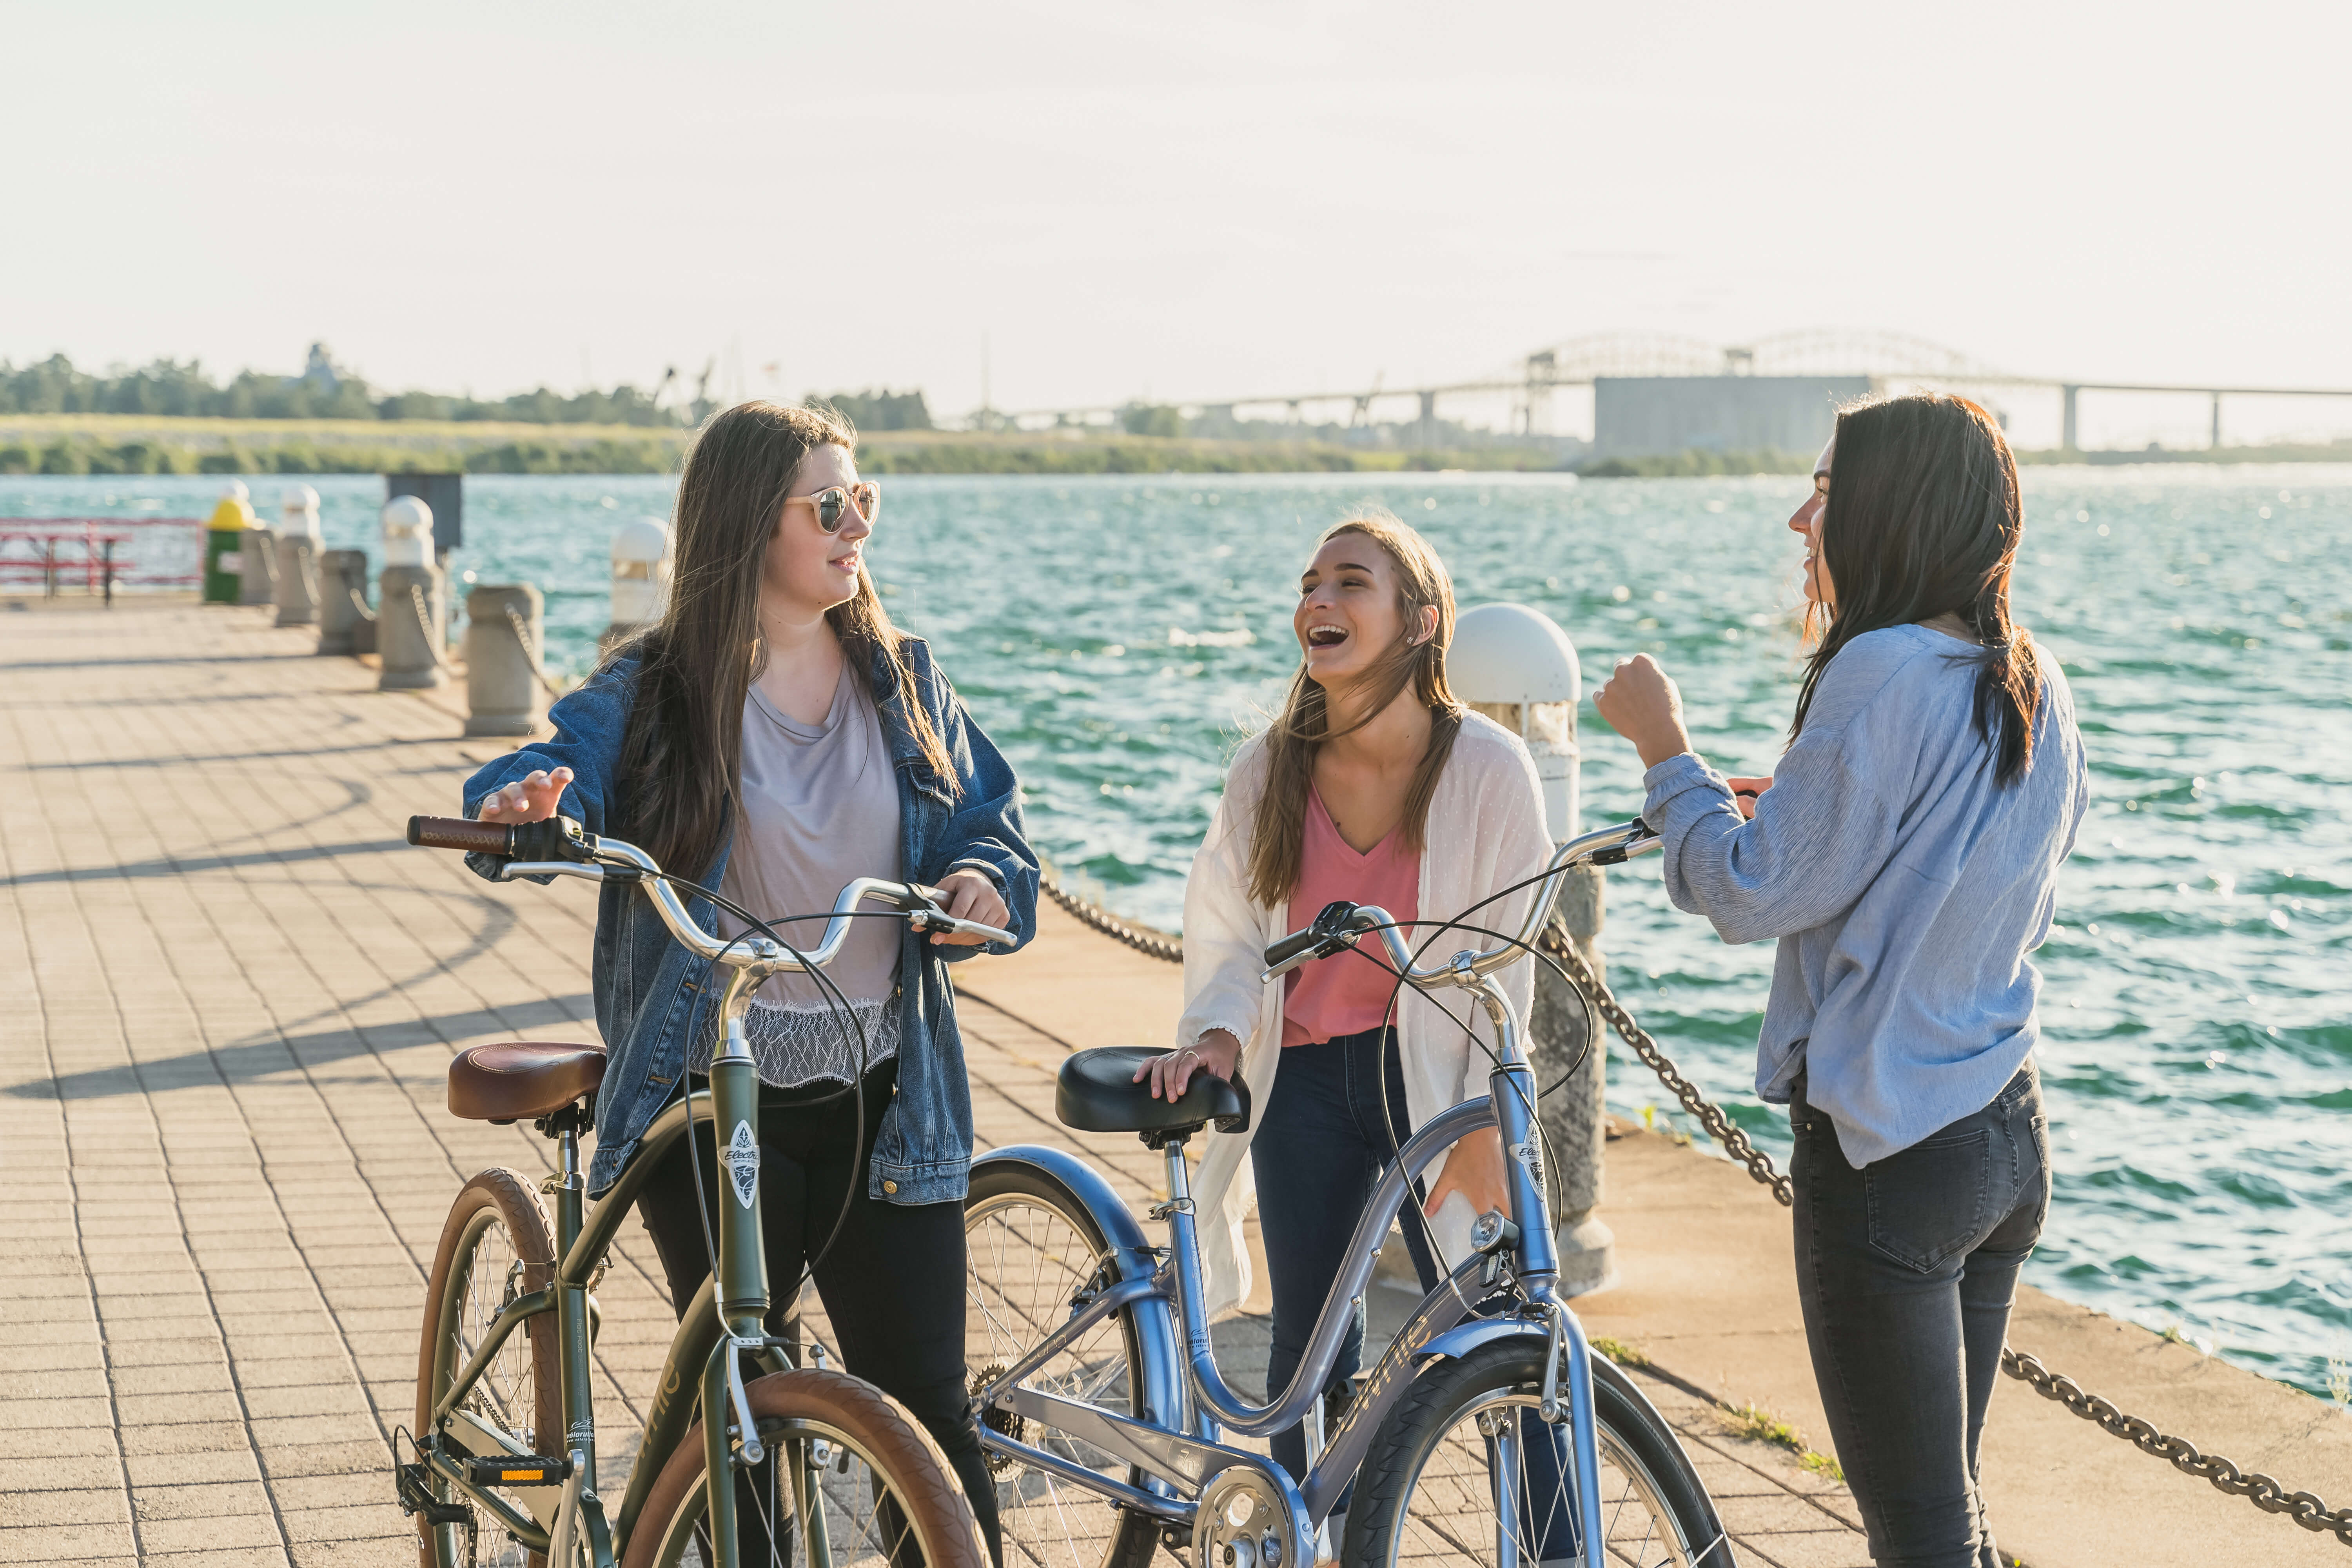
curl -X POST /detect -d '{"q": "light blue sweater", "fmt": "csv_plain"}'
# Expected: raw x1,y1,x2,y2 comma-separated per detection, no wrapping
1641,623,2088,1167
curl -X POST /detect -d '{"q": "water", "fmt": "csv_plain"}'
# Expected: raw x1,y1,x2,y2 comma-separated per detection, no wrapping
9,467,2348,1401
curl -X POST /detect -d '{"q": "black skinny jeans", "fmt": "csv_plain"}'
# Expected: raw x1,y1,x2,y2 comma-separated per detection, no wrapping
1250,1026,1442,1484
635,1062,1000,1566
1791,1061,2049,1568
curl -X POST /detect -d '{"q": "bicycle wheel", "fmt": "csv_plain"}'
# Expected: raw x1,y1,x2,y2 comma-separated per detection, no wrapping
1344,1339,1730,1568
621,1368,988,1568
416,1169,564,1568
962,1164,1158,1568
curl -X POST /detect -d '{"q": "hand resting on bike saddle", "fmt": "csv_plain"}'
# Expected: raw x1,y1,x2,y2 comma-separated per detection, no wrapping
474,765,1010,944
1135,1026,1513,1220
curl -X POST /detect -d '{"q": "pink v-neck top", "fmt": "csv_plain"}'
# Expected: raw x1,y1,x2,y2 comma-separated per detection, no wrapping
1281,788,1422,1046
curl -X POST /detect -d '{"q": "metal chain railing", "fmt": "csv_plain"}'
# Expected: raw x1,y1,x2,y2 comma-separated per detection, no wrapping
502,603,559,695
408,583,449,668
1039,874,1186,963
1535,921,2352,1547
1042,875,2352,1548
1538,924,1795,1206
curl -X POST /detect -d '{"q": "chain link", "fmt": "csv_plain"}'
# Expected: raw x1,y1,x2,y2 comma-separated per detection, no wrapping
1030,877,2352,1548
1039,875,1185,963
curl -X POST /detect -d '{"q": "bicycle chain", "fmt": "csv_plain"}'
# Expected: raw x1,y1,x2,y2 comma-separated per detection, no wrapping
1044,877,2352,1548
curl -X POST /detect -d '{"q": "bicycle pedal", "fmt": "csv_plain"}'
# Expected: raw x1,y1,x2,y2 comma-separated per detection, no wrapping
394,1460,473,1526
462,1454,572,1487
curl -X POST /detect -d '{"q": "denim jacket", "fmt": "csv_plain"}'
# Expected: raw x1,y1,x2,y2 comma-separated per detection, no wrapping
459,637,1038,1201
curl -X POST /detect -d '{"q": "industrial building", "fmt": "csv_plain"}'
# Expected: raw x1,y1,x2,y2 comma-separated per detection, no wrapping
1592,375,1870,458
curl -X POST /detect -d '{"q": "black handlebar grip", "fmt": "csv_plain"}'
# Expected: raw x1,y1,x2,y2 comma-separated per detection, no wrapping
1263,928,1325,968
407,815,513,855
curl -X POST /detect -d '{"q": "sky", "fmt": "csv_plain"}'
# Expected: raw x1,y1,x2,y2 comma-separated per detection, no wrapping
7,0,2351,445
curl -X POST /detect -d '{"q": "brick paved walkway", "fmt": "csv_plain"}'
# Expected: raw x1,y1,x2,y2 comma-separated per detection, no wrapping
0,604,1873,1566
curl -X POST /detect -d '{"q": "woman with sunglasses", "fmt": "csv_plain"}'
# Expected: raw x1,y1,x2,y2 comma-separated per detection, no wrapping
460,401,1036,1564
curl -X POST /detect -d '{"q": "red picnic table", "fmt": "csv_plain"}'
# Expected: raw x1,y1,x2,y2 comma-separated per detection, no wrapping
0,518,204,605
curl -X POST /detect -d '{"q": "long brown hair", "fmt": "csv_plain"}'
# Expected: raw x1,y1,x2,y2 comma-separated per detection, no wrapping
613,401,955,881
1793,392,2042,785
1245,509,1466,907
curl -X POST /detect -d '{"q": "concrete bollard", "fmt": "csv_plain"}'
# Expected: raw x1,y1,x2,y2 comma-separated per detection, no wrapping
274,485,323,627
318,549,377,655
463,583,547,736
238,518,279,606
1450,603,1614,1296
601,516,671,652
378,497,446,690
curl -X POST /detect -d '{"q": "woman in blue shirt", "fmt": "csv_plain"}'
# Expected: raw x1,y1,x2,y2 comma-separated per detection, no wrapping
1596,393,2087,1568
463,401,1037,1564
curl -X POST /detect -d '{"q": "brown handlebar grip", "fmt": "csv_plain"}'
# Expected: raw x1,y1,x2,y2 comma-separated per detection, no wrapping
407,815,515,855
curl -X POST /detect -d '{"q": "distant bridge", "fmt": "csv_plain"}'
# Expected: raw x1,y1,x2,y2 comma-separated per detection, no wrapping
1001,329,2352,452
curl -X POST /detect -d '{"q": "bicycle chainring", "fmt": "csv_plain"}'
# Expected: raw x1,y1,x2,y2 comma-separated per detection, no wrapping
970,1364,1025,1473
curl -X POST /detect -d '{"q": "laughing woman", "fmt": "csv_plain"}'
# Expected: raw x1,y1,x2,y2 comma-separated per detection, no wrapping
1595,393,2088,1568
1132,508,1552,1483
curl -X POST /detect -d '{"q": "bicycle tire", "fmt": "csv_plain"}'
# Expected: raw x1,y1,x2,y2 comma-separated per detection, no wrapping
620,1367,989,1568
962,1163,1159,1568
1343,1339,1731,1568
416,1167,564,1568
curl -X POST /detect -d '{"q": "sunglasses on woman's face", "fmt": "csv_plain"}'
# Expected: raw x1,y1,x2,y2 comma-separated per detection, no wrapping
786,483,880,533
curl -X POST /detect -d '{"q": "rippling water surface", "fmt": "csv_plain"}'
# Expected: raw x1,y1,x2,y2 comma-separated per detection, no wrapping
11,466,2348,1399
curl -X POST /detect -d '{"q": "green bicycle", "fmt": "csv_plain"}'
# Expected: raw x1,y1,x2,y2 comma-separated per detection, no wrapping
398,812,1008,1568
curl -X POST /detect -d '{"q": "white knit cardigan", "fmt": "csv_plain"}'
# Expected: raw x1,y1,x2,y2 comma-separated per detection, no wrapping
1178,711,1553,1319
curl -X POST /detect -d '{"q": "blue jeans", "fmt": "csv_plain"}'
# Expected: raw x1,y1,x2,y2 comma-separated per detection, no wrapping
1251,1026,1442,1484
1791,1061,2050,1568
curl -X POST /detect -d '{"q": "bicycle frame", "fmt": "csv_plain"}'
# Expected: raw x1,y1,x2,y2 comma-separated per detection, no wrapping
405,817,1015,1567
421,1083,813,1568
974,820,1661,1566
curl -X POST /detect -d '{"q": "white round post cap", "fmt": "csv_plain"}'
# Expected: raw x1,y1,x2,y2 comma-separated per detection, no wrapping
1449,603,1582,705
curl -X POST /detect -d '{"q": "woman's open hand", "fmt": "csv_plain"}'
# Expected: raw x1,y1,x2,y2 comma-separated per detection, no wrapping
1421,1127,1510,1221
1132,1028,1242,1101
928,867,1011,946
1593,654,1694,771
476,767,573,823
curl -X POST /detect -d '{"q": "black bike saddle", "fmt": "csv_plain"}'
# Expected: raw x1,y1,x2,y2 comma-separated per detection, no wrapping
1056,1047,1251,1140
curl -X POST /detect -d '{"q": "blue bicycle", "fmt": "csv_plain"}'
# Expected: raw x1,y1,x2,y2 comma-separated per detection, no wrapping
964,820,1732,1568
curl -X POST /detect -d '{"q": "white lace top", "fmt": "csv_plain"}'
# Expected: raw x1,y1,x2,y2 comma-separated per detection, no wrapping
695,666,904,1087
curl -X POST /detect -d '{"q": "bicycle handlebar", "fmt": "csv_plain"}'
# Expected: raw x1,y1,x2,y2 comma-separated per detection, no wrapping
405,814,1018,967
1259,817,1661,988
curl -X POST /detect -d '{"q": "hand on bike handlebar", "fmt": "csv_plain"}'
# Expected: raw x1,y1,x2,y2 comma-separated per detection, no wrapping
1133,1028,1242,1100
476,767,574,824
1725,775,1773,820
1421,1127,1510,1220
929,868,1010,946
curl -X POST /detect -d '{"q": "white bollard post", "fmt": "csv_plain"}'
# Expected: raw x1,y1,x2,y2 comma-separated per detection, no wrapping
378,496,446,690
602,516,671,653
1449,603,1613,1296
463,582,546,736
274,485,323,627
